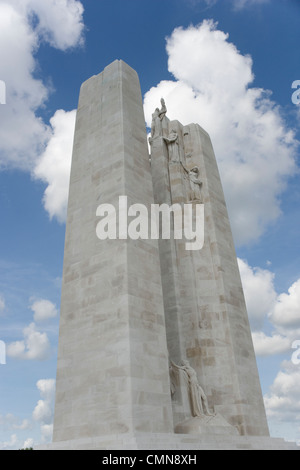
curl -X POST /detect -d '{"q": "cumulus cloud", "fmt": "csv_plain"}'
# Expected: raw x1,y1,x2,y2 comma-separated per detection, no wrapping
6,296,58,360
251,331,291,357
238,258,300,437
22,437,34,449
0,414,31,431
238,258,300,356
0,414,31,449
0,2,49,169
269,279,300,329
6,322,51,361
30,298,58,322
33,109,76,223
0,433,18,450
0,0,84,170
0,381,55,448
238,258,277,331
32,379,55,443
144,21,298,246
12,0,85,51
35,379,55,405
32,400,53,424
264,361,300,424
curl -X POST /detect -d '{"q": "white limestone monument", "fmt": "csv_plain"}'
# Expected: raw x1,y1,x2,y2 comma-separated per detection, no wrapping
40,60,297,450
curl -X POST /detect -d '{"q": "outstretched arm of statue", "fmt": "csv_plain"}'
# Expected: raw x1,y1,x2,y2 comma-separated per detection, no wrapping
180,161,188,174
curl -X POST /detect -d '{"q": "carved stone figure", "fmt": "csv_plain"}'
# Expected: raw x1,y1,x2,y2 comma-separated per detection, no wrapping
158,98,167,121
164,130,181,163
150,107,161,141
149,98,169,144
181,163,202,201
170,359,213,418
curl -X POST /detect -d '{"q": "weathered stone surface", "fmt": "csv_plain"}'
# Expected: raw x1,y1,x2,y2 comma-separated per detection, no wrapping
52,60,173,443
150,118,269,436
41,60,298,451
39,432,298,450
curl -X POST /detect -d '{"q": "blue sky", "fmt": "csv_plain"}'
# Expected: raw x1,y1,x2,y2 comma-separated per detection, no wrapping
0,0,300,449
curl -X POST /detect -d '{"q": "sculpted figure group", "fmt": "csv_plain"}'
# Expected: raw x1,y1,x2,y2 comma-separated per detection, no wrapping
150,98,202,202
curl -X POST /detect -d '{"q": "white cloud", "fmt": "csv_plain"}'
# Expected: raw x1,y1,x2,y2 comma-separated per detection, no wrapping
0,2,49,170
15,419,31,431
9,0,85,51
269,279,300,329
33,379,55,423
32,379,55,443
264,362,300,423
238,257,300,356
252,331,291,357
144,21,298,246
5,296,58,360
0,433,18,450
232,0,269,9
40,424,53,440
0,381,55,448
0,414,31,431
22,438,34,449
238,258,277,331
238,257,300,439
30,298,58,322
6,322,51,361
33,399,53,424
35,378,56,403
0,0,84,170
33,109,76,223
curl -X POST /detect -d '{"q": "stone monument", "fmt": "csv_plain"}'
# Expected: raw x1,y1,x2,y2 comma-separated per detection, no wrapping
38,60,297,450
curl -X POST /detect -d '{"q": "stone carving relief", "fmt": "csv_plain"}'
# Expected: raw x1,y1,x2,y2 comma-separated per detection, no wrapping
170,359,213,418
159,97,167,121
149,99,203,204
183,129,193,161
163,130,180,163
149,98,169,143
180,163,203,202
169,358,238,436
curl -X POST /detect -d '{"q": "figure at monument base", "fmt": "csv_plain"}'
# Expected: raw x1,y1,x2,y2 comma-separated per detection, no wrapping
37,60,298,450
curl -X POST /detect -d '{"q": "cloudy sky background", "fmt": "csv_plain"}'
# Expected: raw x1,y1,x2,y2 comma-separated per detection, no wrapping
0,0,300,448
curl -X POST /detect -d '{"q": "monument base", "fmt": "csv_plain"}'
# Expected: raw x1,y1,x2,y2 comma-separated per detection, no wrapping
174,414,239,436
36,432,298,450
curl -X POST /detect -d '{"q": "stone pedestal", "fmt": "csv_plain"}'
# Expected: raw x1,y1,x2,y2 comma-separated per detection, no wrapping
38,432,298,450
